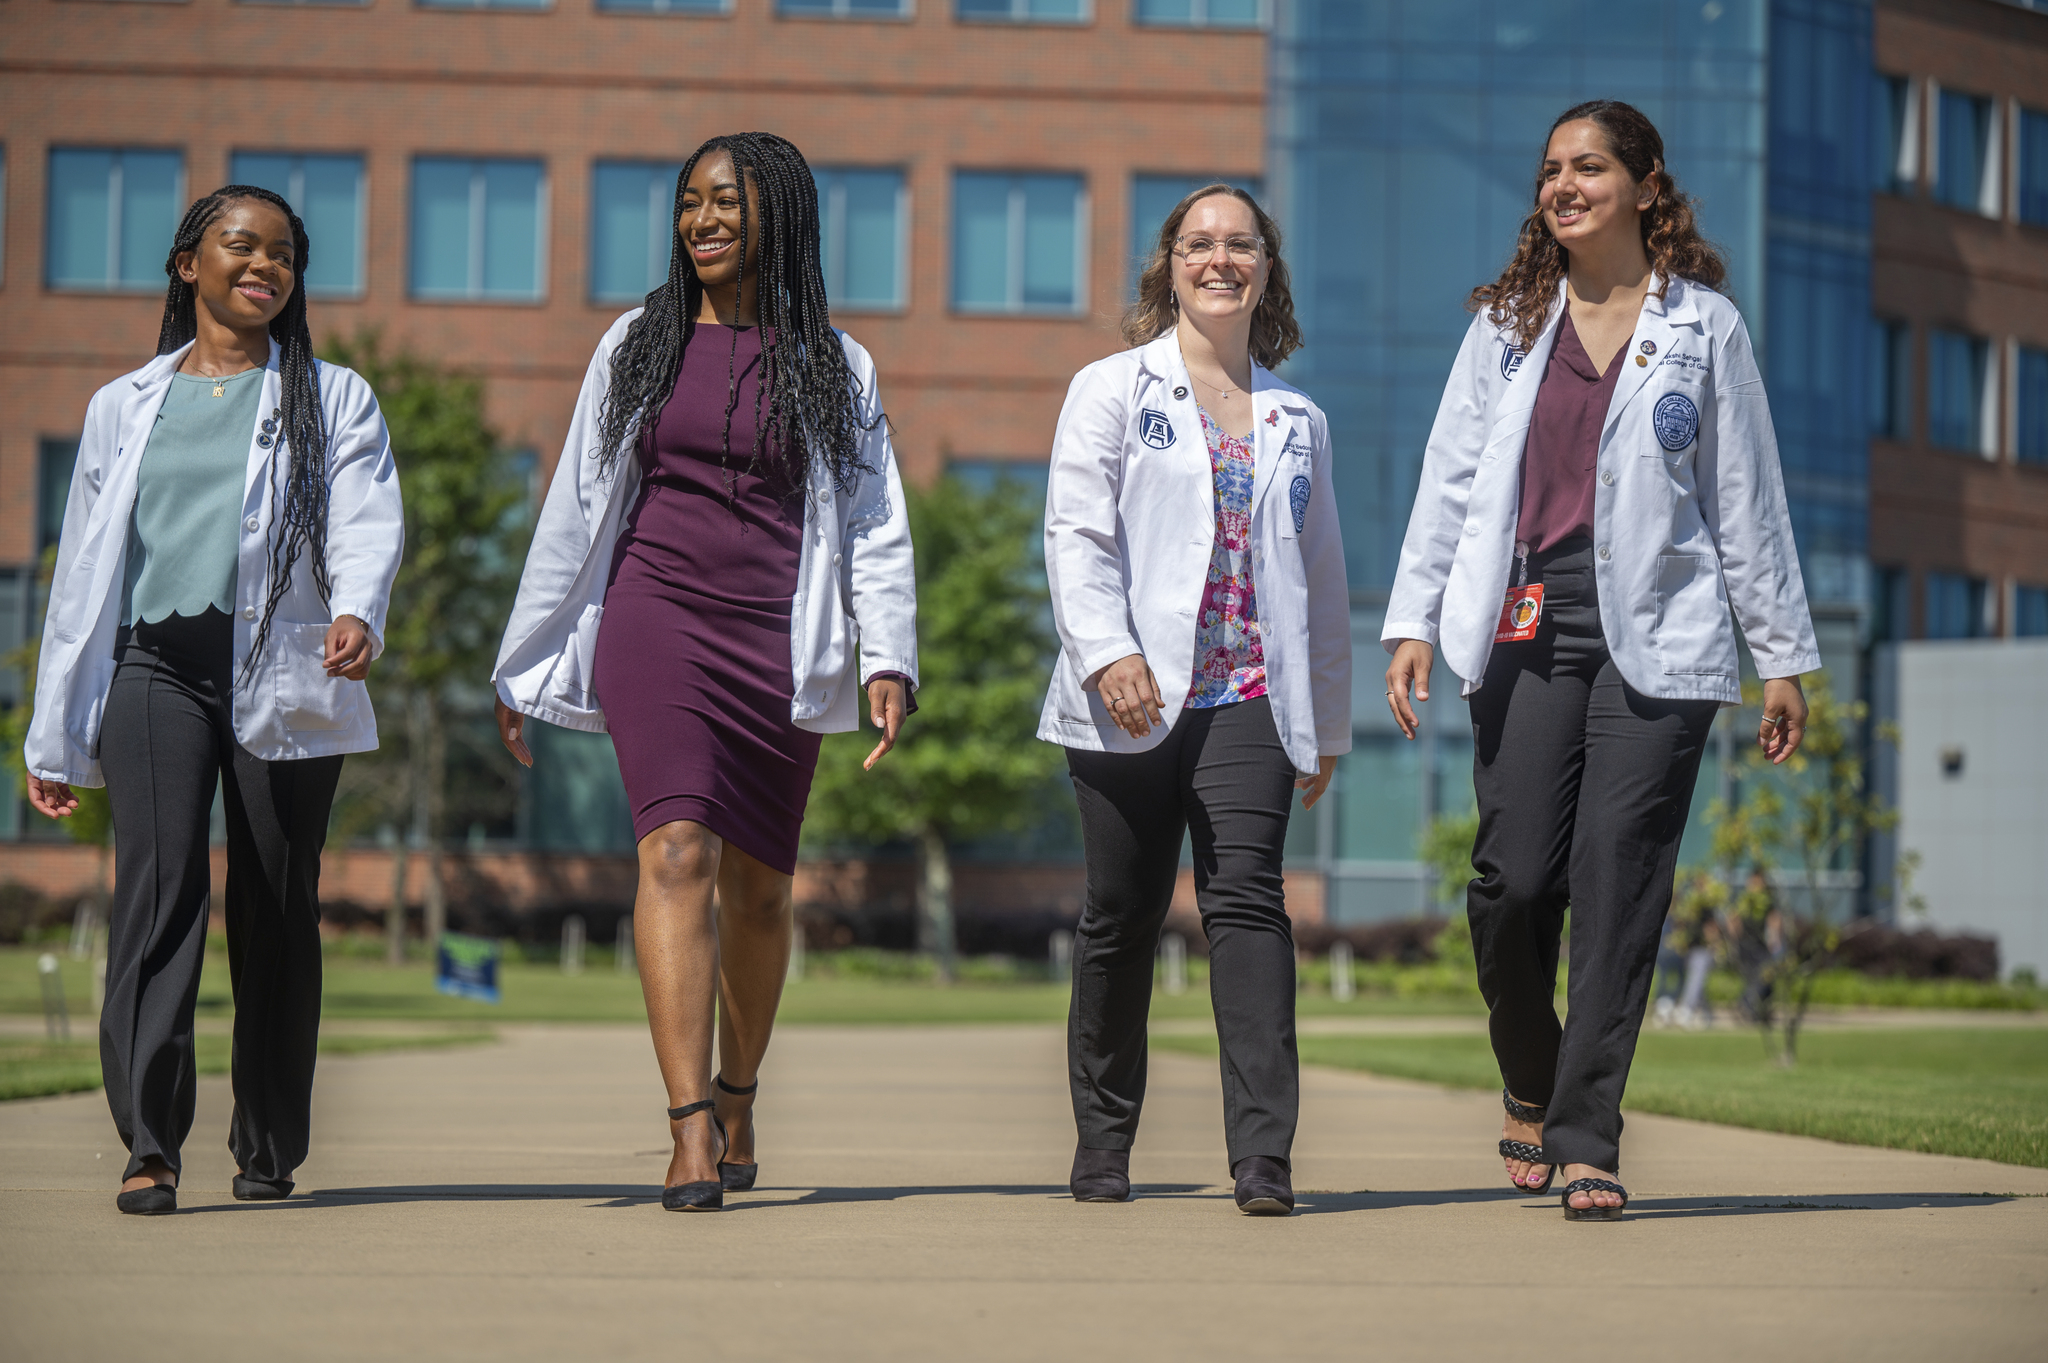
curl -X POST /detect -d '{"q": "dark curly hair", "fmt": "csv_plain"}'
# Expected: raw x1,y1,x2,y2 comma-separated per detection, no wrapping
157,184,327,676
1122,183,1302,370
593,132,880,496
1470,100,1729,353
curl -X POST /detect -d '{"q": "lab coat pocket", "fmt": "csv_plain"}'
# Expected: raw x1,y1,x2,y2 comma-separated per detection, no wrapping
1652,555,1738,677
549,602,605,706
274,622,366,732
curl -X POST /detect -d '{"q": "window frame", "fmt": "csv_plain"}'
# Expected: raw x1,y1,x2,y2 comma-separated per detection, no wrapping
592,0,731,13
1926,328,1996,458
1131,0,1267,29
408,155,550,305
228,150,368,299
1875,73,1919,196
2017,341,2048,467
44,146,186,294
414,0,555,10
815,165,910,314
950,170,1090,317
777,0,912,17
954,0,1089,24
1870,317,1913,442
2019,104,2048,229
1932,84,2000,218
588,159,684,306
1923,569,1991,640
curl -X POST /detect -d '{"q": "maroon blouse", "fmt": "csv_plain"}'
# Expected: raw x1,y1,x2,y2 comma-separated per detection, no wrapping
1516,310,1628,554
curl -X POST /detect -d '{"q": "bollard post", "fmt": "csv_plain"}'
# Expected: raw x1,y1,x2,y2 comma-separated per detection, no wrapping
1161,932,1188,995
615,915,635,974
38,953,70,1042
1050,929,1074,985
561,914,586,976
70,901,98,961
1330,939,1355,1002
786,920,806,984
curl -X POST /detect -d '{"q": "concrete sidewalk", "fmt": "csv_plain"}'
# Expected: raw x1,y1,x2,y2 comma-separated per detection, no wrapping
2,1023,2044,1362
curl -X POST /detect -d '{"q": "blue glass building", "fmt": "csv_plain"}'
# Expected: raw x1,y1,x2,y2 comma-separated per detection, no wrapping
1270,0,1874,917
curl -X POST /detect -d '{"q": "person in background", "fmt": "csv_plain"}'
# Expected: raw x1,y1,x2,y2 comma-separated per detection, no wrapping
1382,101,1818,1221
26,186,403,1215
1039,184,1350,1217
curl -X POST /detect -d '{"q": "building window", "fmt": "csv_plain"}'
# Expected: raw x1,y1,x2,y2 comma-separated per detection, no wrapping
1927,330,1993,455
1934,88,1997,216
2016,584,2048,638
952,172,1086,315
1129,173,1261,294
1870,319,1911,441
2021,107,2048,228
239,0,371,7
956,0,1085,22
45,149,183,292
590,161,682,304
1874,75,1917,194
38,438,78,553
417,0,551,9
779,0,908,14
1135,0,1263,26
2019,345,2048,466
816,167,907,311
411,158,547,303
596,0,726,12
1873,565,1910,643
229,153,365,297
1924,571,1989,640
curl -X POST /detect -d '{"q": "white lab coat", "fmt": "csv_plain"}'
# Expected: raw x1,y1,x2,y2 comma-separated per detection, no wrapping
26,343,404,786
1038,332,1352,776
492,311,918,734
1383,277,1820,703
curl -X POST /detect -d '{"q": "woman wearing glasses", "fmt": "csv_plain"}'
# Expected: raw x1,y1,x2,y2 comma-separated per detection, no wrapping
1040,185,1349,1216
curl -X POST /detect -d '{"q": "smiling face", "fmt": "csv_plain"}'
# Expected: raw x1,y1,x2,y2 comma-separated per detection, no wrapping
678,150,763,294
1170,193,1268,326
1539,119,1657,256
176,198,297,333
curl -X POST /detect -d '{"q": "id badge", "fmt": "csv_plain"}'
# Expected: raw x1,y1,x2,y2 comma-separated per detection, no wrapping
1494,583,1545,643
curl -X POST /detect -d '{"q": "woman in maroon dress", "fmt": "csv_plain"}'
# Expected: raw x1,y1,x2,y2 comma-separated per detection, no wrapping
493,134,918,1212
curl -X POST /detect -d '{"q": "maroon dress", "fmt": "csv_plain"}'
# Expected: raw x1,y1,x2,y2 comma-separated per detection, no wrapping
592,324,821,873
1517,310,1627,553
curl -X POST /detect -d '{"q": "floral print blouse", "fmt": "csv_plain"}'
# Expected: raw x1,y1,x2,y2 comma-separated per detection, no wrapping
1186,407,1267,709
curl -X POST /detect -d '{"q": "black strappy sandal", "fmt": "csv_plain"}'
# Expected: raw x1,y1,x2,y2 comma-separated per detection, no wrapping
715,1073,759,1193
1560,1177,1627,1221
1498,1089,1555,1195
661,1099,726,1212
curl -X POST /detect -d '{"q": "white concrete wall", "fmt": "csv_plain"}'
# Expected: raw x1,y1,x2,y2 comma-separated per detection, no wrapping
1895,640,2048,978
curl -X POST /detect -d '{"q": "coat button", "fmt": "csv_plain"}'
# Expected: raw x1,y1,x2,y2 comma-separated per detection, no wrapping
245,516,261,532
242,606,256,620
832,552,842,566
1597,544,1611,561
1464,524,1478,537
1599,471,1614,487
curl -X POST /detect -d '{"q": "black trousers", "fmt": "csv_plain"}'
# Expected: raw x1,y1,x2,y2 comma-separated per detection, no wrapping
1467,540,1716,1174
1066,696,1300,1170
98,609,341,1184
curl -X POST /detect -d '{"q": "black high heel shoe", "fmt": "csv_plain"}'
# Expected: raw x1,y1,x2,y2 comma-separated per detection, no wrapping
714,1073,759,1193
115,1180,177,1216
1498,1089,1555,1196
661,1099,726,1212
1560,1175,1628,1221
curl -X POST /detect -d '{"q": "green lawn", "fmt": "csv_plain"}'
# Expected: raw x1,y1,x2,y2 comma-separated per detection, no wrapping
0,1029,494,1103
1156,1026,2048,1169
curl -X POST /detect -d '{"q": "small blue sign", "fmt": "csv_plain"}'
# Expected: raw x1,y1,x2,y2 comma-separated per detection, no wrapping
435,933,502,1004
1289,475,1312,534
1653,391,1700,452
1139,409,1175,449
1501,345,1526,381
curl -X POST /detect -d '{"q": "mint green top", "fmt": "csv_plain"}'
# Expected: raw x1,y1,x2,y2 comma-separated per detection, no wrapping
121,368,262,626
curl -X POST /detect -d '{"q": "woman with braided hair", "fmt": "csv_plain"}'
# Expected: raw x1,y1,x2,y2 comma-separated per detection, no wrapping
494,133,917,1213
26,186,403,1214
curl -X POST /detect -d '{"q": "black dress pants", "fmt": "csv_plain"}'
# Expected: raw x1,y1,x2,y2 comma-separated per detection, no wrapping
1066,696,1300,1170
98,609,342,1184
1466,541,1716,1174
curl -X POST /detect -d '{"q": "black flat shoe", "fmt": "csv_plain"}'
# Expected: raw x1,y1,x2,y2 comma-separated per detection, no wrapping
232,1174,294,1202
1232,1156,1293,1216
714,1073,758,1193
1069,1145,1131,1202
1560,1176,1628,1222
115,1183,177,1216
1499,1089,1555,1196
661,1098,725,1212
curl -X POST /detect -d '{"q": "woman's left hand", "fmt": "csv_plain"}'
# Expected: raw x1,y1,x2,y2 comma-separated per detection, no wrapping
1759,676,1807,764
1295,756,1335,810
323,615,374,680
863,677,909,770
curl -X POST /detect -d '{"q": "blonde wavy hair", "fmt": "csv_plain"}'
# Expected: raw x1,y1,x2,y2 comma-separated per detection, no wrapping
1471,100,1730,353
1122,183,1303,369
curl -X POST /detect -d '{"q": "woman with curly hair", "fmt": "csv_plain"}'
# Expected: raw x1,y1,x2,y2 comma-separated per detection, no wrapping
1382,101,1818,1220
493,133,916,1213
1040,184,1349,1215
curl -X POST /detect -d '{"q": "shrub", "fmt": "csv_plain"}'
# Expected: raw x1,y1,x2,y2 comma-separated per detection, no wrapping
1833,922,1998,982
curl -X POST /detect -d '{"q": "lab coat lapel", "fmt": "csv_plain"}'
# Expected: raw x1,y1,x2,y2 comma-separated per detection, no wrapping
1602,276,1699,439
1480,291,1565,461
242,345,288,518
1140,334,1216,534
1247,366,1298,523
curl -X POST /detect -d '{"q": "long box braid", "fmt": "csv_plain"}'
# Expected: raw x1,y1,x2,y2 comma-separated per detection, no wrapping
595,133,881,500
156,185,331,682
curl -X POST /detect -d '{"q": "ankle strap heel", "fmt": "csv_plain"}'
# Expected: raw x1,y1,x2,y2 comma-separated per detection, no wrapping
713,1074,760,1192
662,1099,726,1212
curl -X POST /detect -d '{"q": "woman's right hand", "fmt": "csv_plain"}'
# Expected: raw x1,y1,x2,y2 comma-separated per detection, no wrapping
494,695,534,769
1089,654,1165,739
26,775,79,820
1385,639,1434,740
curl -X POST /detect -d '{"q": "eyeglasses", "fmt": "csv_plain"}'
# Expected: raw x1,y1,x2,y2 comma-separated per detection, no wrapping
1173,234,1263,266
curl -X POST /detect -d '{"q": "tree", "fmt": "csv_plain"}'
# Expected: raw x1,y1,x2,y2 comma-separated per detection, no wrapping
322,333,531,960
1701,676,1899,1065
803,474,1065,982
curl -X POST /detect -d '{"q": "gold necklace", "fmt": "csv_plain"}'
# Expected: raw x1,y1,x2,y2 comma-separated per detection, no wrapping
1192,371,1240,399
